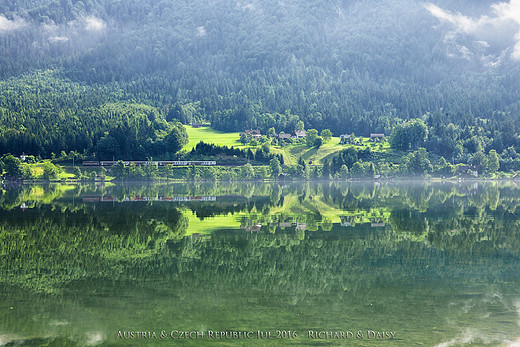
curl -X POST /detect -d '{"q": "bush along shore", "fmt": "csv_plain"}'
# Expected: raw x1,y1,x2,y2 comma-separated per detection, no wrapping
1,149,517,182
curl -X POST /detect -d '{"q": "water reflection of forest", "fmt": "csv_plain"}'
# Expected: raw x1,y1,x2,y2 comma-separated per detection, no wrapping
1,181,520,293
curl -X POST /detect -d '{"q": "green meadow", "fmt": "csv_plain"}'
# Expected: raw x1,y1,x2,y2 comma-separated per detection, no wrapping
183,125,392,165
183,126,245,151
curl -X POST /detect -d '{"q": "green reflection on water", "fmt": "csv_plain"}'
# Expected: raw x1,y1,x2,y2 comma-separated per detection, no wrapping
1,181,520,346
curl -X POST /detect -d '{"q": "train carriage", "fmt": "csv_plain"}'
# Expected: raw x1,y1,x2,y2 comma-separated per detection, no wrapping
83,160,216,166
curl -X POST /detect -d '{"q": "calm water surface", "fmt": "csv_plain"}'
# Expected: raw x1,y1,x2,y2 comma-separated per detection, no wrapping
1,181,520,346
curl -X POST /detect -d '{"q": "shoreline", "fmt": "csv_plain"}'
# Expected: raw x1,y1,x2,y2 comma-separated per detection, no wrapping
3,176,520,185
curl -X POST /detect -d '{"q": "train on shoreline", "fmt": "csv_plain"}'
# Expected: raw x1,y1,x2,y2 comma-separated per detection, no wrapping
82,160,216,167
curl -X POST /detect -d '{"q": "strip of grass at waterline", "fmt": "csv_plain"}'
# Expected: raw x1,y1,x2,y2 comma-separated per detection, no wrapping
26,161,75,180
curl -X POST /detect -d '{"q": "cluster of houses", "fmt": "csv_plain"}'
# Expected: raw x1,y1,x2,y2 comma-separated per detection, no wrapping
243,129,386,144
243,129,307,141
241,221,308,232
278,130,307,141
339,133,385,144
458,165,479,178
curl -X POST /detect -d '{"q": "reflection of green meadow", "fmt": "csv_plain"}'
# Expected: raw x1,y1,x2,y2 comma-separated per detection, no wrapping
1,182,520,345
184,210,240,235
0,181,517,290
0,183,518,346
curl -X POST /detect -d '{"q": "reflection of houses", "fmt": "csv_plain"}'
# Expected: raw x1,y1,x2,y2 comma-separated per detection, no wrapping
370,133,385,142
83,196,217,202
340,216,352,227
295,223,307,231
339,134,352,144
278,221,306,231
244,129,262,140
241,222,262,232
370,218,386,227
339,215,387,227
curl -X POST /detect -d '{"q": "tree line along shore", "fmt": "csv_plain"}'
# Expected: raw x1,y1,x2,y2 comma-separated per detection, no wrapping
0,122,514,182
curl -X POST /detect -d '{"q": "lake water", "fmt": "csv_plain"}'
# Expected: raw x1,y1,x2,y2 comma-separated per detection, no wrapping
1,181,520,346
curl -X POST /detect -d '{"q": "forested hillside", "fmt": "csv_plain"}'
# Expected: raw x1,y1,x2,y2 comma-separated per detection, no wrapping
0,0,519,162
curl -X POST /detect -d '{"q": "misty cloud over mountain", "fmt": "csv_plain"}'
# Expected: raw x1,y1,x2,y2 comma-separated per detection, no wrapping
0,15,27,33
0,0,519,138
1,0,518,76
425,0,520,64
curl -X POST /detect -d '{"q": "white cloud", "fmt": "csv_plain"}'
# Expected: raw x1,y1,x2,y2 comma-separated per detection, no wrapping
513,31,520,60
424,4,481,33
197,26,206,37
49,36,69,43
492,0,520,22
425,0,520,61
40,16,107,45
84,16,106,32
43,21,60,33
0,15,26,33
459,45,472,60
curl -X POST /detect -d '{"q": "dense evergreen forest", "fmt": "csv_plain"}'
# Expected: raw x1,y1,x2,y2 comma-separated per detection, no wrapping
0,0,520,165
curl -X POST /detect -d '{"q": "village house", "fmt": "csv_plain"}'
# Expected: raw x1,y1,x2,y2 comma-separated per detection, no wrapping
370,133,385,142
458,165,478,177
458,165,470,173
278,133,292,140
293,130,306,139
339,134,352,144
244,129,262,140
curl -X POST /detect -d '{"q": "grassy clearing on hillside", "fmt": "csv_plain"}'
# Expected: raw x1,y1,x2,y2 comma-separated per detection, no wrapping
182,125,393,165
183,126,245,151
272,138,344,165
275,136,392,165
